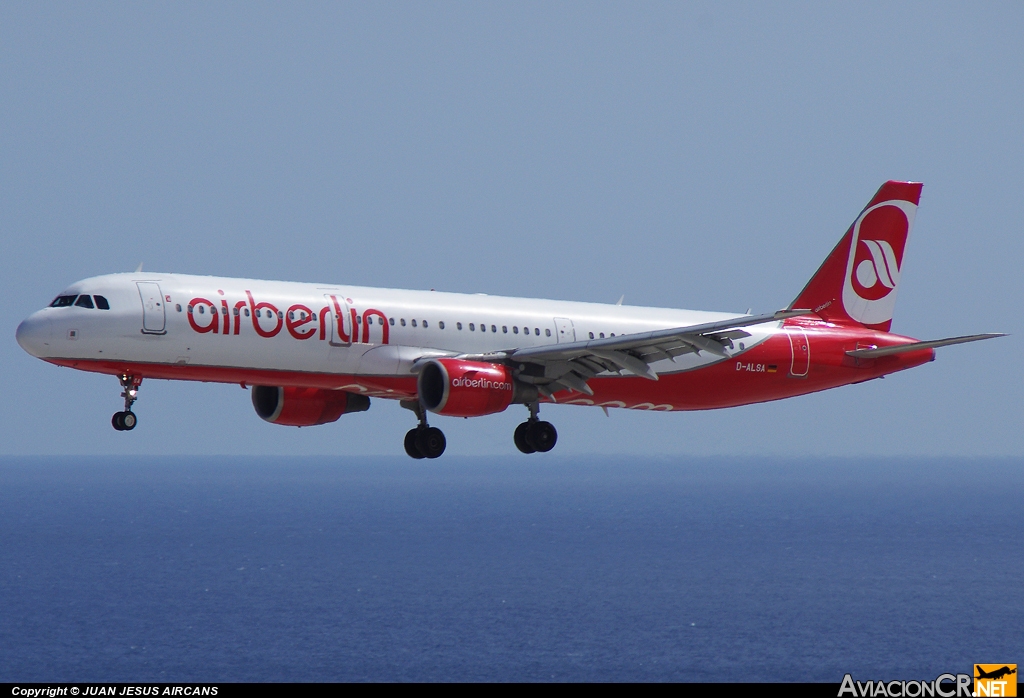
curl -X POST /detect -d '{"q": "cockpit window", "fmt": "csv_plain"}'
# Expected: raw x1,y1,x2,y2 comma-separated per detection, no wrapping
94,295,110,310
74,295,95,309
50,295,77,307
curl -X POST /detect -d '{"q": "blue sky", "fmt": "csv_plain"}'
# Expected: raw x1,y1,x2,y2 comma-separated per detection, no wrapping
2,2,1020,456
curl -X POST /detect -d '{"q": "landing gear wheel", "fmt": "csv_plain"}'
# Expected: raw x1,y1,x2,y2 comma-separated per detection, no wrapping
114,374,141,433
514,422,536,454
415,426,446,459
404,429,425,459
527,420,557,453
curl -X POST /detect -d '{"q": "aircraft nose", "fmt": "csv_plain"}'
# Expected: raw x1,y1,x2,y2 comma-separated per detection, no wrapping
16,311,53,357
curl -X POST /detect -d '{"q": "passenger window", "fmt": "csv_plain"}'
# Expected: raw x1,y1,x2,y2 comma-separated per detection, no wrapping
412,319,417,327
94,295,110,310
502,326,507,333
513,326,518,334
480,324,486,332
423,320,429,328
244,308,250,317
75,295,95,309
457,322,462,330
199,306,205,314
176,304,182,312
439,321,445,329
469,323,475,331
277,311,283,319
491,325,497,333
233,307,239,316
534,328,540,336
589,332,594,339
389,318,395,326
599,333,604,338
400,319,406,326
611,333,615,337
50,295,77,307
545,329,551,337
222,306,228,315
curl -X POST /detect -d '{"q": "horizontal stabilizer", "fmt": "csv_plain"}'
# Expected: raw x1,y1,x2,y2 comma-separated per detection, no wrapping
845,333,1006,359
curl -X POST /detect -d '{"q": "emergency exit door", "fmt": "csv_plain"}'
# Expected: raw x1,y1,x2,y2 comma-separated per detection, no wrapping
554,317,576,343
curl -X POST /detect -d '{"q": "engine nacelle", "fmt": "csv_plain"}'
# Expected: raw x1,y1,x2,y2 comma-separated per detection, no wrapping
418,358,534,417
251,386,370,426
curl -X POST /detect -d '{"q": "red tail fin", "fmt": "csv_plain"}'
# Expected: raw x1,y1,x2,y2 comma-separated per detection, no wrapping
790,181,923,332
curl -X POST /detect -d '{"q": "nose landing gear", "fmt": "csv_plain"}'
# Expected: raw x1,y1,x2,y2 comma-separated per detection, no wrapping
111,374,141,431
514,402,557,454
400,399,446,459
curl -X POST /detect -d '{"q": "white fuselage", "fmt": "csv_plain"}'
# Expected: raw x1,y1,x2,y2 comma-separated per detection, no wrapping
17,273,767,382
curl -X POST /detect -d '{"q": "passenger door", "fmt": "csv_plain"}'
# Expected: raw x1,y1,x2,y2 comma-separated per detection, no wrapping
137,282,166,334
787,327,810,377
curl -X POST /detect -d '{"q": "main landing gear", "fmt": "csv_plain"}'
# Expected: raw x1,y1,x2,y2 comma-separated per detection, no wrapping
514,403,557,454
401,400,446,459
111,374,141,431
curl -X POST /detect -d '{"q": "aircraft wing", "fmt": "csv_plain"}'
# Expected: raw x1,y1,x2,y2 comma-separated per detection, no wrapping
456,309,813,398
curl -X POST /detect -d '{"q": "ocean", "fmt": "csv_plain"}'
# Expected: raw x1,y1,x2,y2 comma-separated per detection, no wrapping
0,456,1020,682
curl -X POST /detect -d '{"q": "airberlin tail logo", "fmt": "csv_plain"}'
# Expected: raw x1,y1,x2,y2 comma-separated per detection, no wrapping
856,238,900,296
842,199,917,326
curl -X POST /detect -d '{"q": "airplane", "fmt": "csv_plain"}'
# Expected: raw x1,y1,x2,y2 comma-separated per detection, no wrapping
975,666,1016,681
16,181,1003,459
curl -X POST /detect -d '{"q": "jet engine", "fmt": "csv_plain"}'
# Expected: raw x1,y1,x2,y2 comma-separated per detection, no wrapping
417,358,536,417
251,386,370,426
